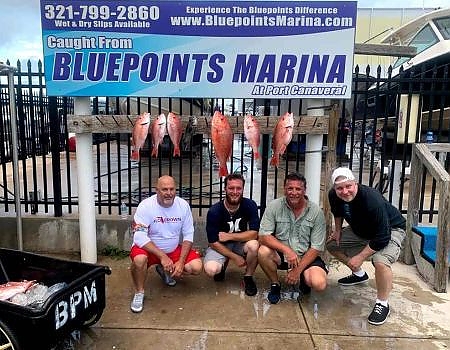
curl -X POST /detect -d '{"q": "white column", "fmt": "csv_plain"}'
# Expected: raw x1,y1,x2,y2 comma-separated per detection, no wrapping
3,64,23,250
74,97,97,263
392,160,402,208
305,99,325,204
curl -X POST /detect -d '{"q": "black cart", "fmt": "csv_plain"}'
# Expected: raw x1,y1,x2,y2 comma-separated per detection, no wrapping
0,248,111,349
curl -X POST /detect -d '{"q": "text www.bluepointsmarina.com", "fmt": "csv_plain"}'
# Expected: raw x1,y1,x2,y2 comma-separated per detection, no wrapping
169,15,353,28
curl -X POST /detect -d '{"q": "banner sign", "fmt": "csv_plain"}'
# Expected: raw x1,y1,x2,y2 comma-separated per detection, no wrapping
40,1,357,98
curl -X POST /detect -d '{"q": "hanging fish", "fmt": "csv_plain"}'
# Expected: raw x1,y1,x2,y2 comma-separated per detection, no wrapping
167,112,183,157
150,113,167,158
131,112,151,162
211,111,232,177
243,114,261,159
270,112,294,167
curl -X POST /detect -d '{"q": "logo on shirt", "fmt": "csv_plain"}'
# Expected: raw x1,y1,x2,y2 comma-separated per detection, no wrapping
153,216,182,223
227,218,242,233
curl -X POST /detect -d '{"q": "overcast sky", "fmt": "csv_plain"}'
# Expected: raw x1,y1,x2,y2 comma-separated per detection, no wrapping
0,0,448,66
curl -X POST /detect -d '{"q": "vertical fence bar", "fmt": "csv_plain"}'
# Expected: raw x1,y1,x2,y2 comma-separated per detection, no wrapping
49,97,63,216
15,62,30,213
259,99,271,215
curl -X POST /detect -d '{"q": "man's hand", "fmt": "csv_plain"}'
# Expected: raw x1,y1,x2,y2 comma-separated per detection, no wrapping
218,232,231,242
347,255,364,272
284,248,300,269
327,230,341,246
347,245,375,272
231,255,247,268
160,255,174,273
285,267,301,285
171,260,185,278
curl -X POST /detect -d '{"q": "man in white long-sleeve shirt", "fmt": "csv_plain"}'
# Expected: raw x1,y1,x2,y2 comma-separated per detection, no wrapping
129,175,203,313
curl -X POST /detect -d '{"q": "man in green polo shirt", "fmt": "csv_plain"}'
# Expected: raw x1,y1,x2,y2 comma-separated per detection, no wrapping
258,172,328,304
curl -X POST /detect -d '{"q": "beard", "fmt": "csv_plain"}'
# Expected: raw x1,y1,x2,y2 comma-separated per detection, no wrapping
225,192,243,206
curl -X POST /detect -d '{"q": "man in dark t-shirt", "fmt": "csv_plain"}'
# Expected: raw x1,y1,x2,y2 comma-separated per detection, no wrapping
327,167,406,326
204,173,260,296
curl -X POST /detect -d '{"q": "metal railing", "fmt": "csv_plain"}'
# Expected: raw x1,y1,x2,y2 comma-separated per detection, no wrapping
1,59,449,218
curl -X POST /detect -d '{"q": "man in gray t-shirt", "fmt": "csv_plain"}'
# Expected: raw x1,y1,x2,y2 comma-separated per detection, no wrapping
258,172,328,304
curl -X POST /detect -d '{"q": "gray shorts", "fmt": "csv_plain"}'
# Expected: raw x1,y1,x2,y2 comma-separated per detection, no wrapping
326,226,406,266
203,241,246,265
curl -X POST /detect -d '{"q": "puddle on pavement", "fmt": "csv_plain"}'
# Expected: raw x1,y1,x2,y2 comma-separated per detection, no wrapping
396,277,446,305
224,285,303,319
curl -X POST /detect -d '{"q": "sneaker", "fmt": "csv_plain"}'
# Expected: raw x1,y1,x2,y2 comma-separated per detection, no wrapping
299,273,311,296
368,303,390,325
338,272,369,286
213,260,229,282
267,283,281,304
155,264,177,286
130,292,144,313
243,276,257,296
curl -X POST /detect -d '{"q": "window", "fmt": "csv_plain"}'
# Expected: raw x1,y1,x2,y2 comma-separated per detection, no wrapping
393,24,439,68
434,16,450,40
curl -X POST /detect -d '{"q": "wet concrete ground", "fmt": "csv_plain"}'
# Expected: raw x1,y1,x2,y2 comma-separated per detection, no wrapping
74,256,450,350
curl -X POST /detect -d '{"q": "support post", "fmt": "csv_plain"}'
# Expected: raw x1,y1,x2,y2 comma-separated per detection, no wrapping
74,97,97,263
2,64,22,250
323,104,339,234
305,99,325,204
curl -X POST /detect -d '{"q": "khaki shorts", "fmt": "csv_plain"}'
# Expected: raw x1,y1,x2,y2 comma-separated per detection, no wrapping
326,226,406,267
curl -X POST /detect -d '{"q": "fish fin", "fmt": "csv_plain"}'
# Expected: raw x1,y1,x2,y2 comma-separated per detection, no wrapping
151,147,158,158
218,165,229,177
254,151,260,159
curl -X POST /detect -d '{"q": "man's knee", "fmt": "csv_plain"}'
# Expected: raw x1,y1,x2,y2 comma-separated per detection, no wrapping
311,278,327,292
257,244,272,261
245,239,260,254
186,258,203,275
373,260,392,272
304,266,328,292
204,260,222,276
131,254,148,269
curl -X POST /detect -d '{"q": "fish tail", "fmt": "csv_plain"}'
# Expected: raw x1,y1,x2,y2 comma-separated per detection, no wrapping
218,165,229,177
151,146,158,158
173,146,181,157
270,155,279,167
131,150,140,162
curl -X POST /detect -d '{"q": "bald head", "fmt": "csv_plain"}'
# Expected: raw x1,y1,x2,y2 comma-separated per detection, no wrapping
156,175,176,207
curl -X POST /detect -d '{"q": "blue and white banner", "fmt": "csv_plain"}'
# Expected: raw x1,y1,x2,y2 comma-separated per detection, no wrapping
40,1,357,98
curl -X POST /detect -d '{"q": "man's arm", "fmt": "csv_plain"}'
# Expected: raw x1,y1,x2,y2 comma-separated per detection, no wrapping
140,240,172,269
259,234,299,267
348,244,376,271
328,216,343,243
172,240,193,277
286,247,321,284
219,229,258,242
349,206,389,270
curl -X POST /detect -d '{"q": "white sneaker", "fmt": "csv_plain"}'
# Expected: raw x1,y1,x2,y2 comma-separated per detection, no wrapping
130,292,144,313
155,264,177,286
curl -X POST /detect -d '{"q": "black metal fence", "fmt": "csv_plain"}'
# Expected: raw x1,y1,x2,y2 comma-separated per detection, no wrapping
1,59,449,219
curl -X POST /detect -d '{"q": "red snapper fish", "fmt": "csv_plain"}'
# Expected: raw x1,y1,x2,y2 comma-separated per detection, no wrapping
211,111,232,177
131,112,150,162
0,280,36,301
150,113,167,158
167,112,182,157
243,114,261,159
270,112,294,167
